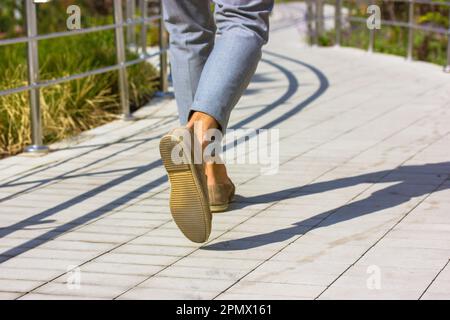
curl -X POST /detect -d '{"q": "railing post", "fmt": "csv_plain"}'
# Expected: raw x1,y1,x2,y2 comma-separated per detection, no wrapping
306,0,314,45
407,0,414,61
313,0,319,45
126,0,136,48
24,0,49,154
139,0,147,57
367,1,374,53
368,25,374,53
114,0,132,120
316,0,324,36
158,0,169,93
445,9,450,73
335,0,342,46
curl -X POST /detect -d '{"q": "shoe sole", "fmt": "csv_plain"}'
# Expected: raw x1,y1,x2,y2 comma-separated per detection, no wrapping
159,134,211,243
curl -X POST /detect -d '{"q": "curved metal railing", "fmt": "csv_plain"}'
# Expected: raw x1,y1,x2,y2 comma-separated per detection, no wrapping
1,1,448,154
0,0,169,154
307,0,450,72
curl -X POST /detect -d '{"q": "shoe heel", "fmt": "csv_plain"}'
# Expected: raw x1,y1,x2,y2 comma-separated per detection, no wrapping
159,136,190,172
159,134,211,243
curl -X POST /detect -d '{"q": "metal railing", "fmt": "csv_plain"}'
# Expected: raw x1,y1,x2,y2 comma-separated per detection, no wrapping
0,0,169,154
308,0,450,72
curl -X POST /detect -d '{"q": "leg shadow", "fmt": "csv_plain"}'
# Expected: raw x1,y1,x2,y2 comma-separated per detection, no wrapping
203,162,450,251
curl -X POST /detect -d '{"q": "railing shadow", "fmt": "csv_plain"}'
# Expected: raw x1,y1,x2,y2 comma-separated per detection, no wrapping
0,49,329,263
0,115,176,196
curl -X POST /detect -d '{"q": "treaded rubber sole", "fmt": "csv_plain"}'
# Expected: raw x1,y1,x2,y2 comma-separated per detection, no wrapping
159,134,211,243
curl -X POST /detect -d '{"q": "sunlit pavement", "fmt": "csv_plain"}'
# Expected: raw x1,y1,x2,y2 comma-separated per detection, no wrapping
0,4,449,300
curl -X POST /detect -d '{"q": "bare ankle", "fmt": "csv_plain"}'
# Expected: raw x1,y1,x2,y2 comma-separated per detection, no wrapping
205,163,230,186
186,111,223,162
186,111,219,131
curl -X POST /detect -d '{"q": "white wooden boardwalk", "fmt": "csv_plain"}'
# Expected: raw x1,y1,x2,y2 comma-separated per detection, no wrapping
0,4,449,300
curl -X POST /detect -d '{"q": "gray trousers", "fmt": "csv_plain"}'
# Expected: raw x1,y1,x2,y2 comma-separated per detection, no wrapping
162,0,274,130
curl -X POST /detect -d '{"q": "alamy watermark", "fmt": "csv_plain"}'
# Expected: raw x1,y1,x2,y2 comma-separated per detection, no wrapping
66,5,82,30
366,265,382,290
367,5,381,30
168,125,280,176
66,265,82,290
34,1,82,31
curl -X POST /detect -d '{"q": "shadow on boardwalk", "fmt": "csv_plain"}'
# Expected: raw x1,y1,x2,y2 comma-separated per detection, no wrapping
203,161,450,251
0,50,328,264
0,46,448,262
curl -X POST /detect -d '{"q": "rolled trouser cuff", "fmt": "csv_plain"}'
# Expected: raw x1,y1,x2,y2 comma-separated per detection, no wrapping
189,102,230,132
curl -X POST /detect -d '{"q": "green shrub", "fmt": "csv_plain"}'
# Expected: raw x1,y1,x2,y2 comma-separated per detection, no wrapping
0,31,159,158
313,1,449,67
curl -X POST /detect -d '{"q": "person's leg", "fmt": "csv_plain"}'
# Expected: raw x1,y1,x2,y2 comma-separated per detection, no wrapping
186,112,228,186
160,1,217,243
160,0,273,242
163,1,227,185
162,0,216,125
188,0,274,186
190,0,274,130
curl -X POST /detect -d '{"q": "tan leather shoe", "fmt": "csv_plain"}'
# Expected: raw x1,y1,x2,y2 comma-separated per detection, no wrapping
159,128,211,243
208,180,236,213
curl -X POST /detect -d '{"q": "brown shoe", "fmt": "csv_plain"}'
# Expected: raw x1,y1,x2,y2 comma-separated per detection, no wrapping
159,128,211,243
208,180,236,213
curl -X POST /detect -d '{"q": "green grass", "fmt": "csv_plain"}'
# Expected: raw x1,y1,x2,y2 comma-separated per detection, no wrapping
0,31,159,158
318,23,448,67
273,0,449,67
